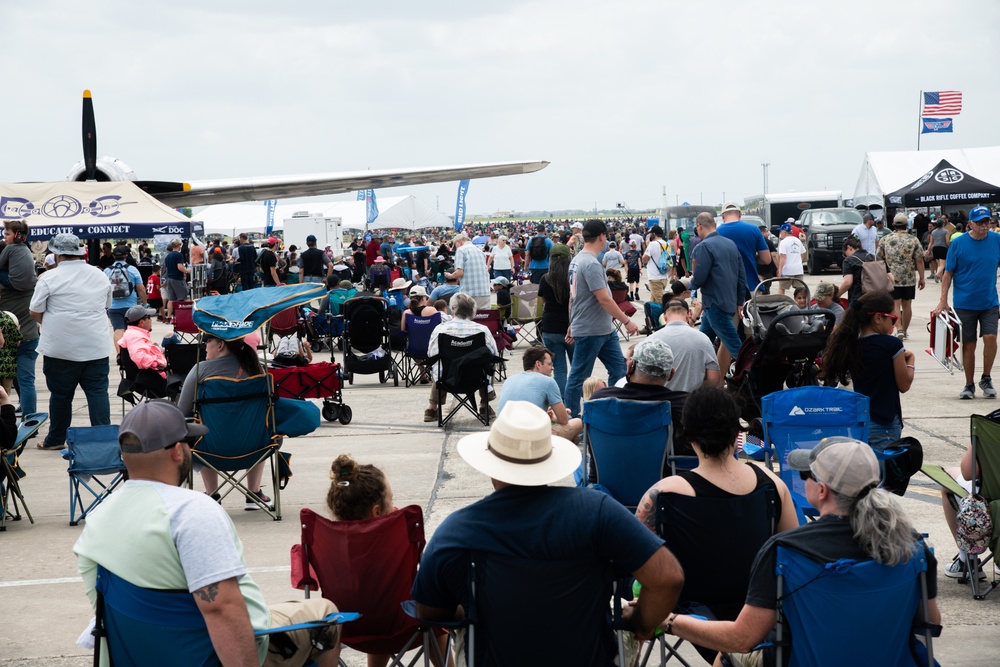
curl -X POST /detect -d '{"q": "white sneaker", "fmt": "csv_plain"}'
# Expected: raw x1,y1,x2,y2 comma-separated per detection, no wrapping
945,556,987,580
979,377,997,398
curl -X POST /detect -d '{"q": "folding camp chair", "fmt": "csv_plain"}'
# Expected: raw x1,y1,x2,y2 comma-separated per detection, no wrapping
610,287,636,341
116,347,171,415
578,398,676,510
430,332,497,428
292,506,450,667
190,373,285,520
402,312,441,387
770,542,938,666
268,305,304,353
472,309,510,382
0,413,47,531
509,283,542,347
93,564,359,667
62,425,125,526
963,413,1000,599
760,386,870,520
164,342,204,379
644,486,779,666
643,301,665,335
171,300,200,343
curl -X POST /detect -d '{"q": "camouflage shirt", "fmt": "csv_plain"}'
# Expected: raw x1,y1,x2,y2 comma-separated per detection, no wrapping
876,231,922,288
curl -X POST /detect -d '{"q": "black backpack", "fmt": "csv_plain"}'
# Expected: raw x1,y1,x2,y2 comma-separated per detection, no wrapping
108,263,133,299
529,236,548,261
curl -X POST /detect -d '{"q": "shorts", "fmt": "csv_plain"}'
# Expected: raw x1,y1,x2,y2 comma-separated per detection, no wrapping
163,278,189,302
107,308,129,331
933,246,948,260
891,285,916,301
627,267,640,283
955,306,999,341
264,598,340,667
147,298,163,310
776,275,804,290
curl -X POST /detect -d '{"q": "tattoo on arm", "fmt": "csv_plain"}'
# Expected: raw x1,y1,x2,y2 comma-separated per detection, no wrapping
194,582,220,603
636,490,658,531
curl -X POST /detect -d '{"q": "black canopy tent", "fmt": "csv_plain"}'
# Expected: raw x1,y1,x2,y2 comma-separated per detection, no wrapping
885,159,1000,207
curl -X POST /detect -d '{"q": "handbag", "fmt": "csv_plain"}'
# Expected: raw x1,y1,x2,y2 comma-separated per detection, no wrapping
956,493,992,555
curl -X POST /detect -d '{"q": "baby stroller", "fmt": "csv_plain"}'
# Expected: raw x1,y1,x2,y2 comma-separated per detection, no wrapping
341,296,398,386
728,278,835,423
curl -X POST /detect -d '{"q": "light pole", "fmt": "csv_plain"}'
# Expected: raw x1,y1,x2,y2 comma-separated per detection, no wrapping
762,161,770,195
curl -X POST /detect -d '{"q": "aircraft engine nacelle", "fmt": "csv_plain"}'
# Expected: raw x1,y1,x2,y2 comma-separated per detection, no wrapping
66,156,136,183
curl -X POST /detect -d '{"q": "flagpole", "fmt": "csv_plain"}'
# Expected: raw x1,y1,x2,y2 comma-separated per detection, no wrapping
917,90,923,151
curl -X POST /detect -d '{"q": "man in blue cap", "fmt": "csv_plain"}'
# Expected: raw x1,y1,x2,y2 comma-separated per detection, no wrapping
932,206,1000,399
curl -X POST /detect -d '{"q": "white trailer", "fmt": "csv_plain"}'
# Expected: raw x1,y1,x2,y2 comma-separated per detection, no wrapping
282,213,345,257
743,191,843,228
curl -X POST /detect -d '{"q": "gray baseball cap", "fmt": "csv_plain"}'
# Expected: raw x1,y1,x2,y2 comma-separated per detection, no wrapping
632,339,674,378
48,233,84,256
787,437,880,498
125,305,156,324
119,400,208,454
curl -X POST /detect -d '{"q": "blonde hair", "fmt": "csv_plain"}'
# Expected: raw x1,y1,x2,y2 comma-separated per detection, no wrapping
582,376,607,401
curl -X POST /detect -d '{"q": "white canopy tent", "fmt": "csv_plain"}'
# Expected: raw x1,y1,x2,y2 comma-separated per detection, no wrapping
195,195,452,237
853,146,1000,208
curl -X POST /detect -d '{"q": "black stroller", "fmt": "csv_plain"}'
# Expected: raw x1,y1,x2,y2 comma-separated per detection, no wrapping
341,296,398,386
727,278,835,422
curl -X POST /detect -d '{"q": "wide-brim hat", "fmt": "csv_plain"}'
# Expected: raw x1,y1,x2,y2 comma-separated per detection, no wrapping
48,233,84,256
388,277,412,291
373,256,386,263
457,402,581,486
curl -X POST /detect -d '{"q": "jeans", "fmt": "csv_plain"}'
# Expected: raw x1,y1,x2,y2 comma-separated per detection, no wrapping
494,269,512,282
530,268,548,284
42,356,111,447
541,331,575,398
563,332,627,418
240,272,256,291
869,416,902,451
700,306,743,359
16,337,38,415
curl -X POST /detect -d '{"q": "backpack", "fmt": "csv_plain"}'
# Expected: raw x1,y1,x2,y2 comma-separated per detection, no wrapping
860,256,892,295
655,241,670,274
529,236,548,261
108,263,134,299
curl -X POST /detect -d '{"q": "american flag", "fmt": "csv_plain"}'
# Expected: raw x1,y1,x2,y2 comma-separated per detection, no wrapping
923,91,963,116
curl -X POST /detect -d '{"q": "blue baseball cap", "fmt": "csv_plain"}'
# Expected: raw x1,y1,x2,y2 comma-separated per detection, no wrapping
970,206,992,222
779,224,793,232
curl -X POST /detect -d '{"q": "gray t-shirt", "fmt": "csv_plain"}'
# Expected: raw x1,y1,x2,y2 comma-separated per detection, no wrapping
649,321,720,393
177,354,244,416
568,250,613,337
497,371,563,413
602,249,625,269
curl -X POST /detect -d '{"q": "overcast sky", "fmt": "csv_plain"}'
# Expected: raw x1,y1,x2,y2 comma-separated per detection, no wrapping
3,0,998,215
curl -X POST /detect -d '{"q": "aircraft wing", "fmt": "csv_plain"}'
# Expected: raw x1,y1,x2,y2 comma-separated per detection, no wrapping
142,160,549,208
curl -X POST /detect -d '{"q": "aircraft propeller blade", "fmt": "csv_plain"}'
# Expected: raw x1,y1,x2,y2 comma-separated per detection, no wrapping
82,90,97,181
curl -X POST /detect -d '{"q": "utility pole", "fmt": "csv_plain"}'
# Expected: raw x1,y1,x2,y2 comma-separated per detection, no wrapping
762,161,770,195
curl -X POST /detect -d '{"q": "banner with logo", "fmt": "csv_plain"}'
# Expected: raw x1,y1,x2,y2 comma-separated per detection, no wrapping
921,118,953,134
357,189,379,225
265,199,277,235
454,179,470,231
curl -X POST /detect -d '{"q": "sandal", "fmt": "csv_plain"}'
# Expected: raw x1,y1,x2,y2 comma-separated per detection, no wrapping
36,441,65,451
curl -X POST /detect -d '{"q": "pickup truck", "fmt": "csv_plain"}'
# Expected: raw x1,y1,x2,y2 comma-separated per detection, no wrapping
801,208,865,275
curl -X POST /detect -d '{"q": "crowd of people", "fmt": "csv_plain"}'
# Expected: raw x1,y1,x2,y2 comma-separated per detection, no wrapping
3,201,995,664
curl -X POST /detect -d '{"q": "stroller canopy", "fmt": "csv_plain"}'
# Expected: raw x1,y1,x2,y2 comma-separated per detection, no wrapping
193,283,327,341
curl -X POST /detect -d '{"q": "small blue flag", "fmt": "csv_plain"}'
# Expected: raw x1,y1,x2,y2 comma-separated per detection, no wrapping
264,199,277,235
357,190,378,224
454,179,470,232
921,117,954,134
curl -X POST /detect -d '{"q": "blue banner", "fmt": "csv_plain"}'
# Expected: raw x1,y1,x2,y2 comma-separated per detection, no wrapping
454,179,470,231
265,199,277,235
921,117,954,134
365,190,379,224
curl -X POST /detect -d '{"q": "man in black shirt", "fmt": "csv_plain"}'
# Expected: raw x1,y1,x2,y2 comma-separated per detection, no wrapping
258,237,281,287
235,234,259,291
299,234,332,284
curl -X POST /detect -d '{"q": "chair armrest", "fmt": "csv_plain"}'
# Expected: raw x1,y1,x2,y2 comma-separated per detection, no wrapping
400,600,467,630
289,544,319,591
253,611,361,637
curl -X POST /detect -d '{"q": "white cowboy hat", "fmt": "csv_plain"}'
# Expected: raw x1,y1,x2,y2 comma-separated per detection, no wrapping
457,402,581,486
388,277,412,291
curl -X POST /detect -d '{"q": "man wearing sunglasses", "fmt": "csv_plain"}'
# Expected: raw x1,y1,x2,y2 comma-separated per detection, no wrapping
932,206,1000,399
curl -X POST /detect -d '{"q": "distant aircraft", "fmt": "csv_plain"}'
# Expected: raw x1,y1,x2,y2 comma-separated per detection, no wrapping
46,90,548,208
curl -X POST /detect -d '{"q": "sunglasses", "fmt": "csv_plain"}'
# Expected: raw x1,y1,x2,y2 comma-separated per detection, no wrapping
868,311,898,324
798,470,816,482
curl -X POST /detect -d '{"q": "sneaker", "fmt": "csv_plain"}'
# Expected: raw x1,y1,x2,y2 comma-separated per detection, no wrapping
207,492,221,503
481,406,497,422
244,489,274,511
896,330,907,340
487,387,497,401
980,377,997,398
945,556,987,580
960,384,976,400
424,407,438,423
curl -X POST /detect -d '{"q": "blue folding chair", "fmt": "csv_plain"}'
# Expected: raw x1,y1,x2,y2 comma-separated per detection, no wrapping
1,412,48,531
772,543,938,666
643,301,664,334
191,373,284,520
93,565,359,667
760,386,869,520
402,312,441,387
577,398,675,510
62,425,124,526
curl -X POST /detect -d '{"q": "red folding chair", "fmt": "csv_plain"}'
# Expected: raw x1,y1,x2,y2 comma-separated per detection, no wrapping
291,506,450,666
172,300,199,343
473,309,511,382
610,288,636,341
267,306,303,352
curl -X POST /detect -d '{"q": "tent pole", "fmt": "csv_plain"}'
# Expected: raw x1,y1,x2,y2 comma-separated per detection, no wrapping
917,90,923,151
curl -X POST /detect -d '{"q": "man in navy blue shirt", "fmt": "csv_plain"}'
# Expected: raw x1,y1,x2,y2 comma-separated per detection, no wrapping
716,202,770,293
689,213,747,374
412,402,683,666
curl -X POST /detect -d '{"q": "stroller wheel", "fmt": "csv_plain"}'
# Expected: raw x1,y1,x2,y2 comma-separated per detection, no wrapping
338,405,353,425
322,402,339,422
310,340,323,353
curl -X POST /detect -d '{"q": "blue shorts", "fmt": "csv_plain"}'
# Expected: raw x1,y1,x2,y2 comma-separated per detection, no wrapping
107,308,129,331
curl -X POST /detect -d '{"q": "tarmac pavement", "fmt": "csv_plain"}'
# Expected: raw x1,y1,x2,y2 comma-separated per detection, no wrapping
2,273,999,665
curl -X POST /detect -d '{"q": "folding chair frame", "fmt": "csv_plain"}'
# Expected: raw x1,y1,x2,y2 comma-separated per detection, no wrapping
965,414,1000,599
64,425,127,527
401,313,441,388
430,333,496,429
509,284,542,347
0,413,48,531
171,300,200,343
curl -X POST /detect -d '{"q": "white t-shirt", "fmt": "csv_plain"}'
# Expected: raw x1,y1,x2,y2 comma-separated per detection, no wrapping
645,240,670,280
491,244,513,270
851,223,878,255
30,259,112,362
778,236,805,276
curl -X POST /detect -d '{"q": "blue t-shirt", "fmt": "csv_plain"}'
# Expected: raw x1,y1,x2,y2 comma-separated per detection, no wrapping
412,485,664,667
497,371,563,413
104,261,144,309
528,235,553,270
429,283,461,302
853,333,904,425
164,251,186,280
717,221,768,291
945,232,1000,310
